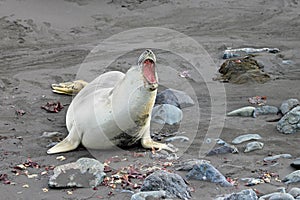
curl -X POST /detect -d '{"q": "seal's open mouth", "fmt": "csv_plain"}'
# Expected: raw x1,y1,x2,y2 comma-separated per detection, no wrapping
143,59,157,84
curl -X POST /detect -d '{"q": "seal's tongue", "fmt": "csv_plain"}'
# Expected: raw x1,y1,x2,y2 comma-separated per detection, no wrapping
143,59,157,84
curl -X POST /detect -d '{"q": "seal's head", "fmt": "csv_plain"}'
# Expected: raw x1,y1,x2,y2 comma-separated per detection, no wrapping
138,49,158,91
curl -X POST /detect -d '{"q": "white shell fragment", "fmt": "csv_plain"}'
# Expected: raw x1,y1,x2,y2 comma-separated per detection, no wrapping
244,141,264,153
232,134,262,144
227,106,255,117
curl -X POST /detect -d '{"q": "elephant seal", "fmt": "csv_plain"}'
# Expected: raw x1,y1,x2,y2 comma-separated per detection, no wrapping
47,49,177,154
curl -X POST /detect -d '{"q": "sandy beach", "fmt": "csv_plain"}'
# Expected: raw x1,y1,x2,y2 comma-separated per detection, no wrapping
0,0,299,199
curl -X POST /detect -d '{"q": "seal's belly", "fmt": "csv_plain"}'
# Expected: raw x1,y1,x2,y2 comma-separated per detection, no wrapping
77,100,145,149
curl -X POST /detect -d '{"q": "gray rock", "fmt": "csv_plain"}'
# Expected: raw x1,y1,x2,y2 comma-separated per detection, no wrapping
291,158,300,170
269,193,295,200
277,106,300,134
174,159,210,171
232,134,262,144
282,170,300,184
227,106,255,117
155,88,195,109
48,157,106,188
289,187,300,199
140,170,191,199
186,163,233,187
131,191,166,200
215,189,258,200
280,99,299,115
254,105,279,117
151,104,183,125
207,145,238,156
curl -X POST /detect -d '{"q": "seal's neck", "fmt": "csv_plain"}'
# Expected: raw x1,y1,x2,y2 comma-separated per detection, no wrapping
111,66,157,132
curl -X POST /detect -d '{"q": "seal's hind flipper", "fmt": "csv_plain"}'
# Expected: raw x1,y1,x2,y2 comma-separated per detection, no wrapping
51,80,88,95
47,137,80,154
47,127,81,154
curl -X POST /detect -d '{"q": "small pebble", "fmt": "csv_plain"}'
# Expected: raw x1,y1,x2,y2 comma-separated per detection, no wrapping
165,136,189,143
131,191,166,200
244,141,264,153
263,154,292,162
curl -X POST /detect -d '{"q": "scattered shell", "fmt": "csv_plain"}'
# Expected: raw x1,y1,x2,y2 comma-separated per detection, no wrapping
280,98,299,115
243,178,264,186
178,70,191,78
282,170,300,184
244,141,264,152
41,101,64,113
27,174,38,179
41,171,48,175
56,156,66,161
42,188,49,192
248,96,267,105
16,164,27,170
216,138,227,145
227,106,255,117
186,163,233,187
232,134,262,144
263,154,292,162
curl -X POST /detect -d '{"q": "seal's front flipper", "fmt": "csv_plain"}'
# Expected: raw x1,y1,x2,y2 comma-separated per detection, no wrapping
51,80,88,95
47,128,81,154
141,138,178,153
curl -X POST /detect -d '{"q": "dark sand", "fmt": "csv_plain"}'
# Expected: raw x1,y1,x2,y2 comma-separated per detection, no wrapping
0,0,300,199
